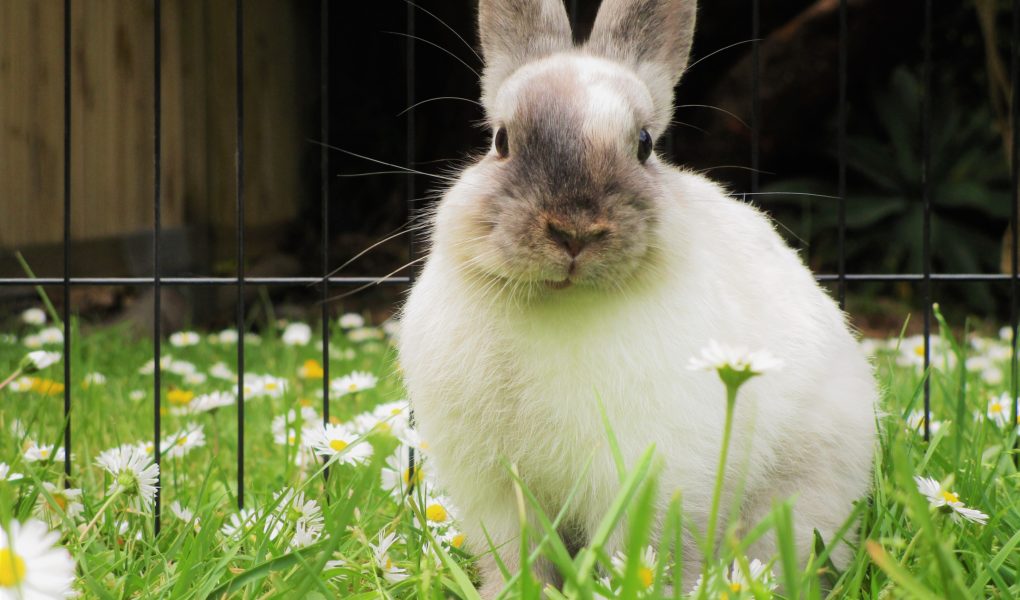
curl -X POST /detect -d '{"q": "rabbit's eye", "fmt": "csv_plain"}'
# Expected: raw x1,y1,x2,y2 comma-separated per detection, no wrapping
494,127,509,158
637,128,653,163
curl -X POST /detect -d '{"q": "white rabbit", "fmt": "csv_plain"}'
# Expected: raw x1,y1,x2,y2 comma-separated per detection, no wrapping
398,0,877,594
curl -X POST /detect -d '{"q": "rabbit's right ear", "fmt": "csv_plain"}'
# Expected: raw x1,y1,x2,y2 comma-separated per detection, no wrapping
478,0,573,109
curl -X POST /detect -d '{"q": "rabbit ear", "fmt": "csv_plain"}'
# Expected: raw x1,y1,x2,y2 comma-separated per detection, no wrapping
586,0,697,134
478,0,573,107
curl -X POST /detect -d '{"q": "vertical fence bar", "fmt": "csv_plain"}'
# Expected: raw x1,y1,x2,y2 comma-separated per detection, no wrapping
320,0,331,477
62,0,72,482
836,0,847,311
920,0,933,441
1011,0,1019,447
750,0,760,195
152,0,163,533
235,0,246,509
406,0,417,483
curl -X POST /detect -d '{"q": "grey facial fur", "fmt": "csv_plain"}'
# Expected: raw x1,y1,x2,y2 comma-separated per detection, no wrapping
475,65,662,290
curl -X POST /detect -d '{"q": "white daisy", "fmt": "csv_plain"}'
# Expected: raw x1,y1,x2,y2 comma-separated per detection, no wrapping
281,323,312,346
220,508,259,540
381,449,428,495
304,423,372,465
906,410,943,436
687,340,783,375
215,329,239,345
438,527,466,550
610,546,661,591
184,372,207,386
330,371,378,398
169,501,199,530
21,351,60,373
382,319,400,338
420,493,457,527
243,333,262,345
690,557,776,597
209,362,236,381
35,482,84,523
243,374,288,399
37,327,64,345
8,377,33,393
914,475,988,525
999,325,1013,341
82,372,106,386
174,391,235,415
987,393,1013,427
128,390,146,402
0,518,76,598
270,489,324,548
338,313,365,329
23,444,65,463
20,308,46,326
167,360,198,377
347,327,384,343
162,423,206,459
371,530,408,583
169,331,201,347
0,463,23,482
138,355,174,375
21,335,42,349
95,444,160,511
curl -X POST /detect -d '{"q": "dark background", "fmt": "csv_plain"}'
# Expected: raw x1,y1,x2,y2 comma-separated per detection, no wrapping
1,0,1014,333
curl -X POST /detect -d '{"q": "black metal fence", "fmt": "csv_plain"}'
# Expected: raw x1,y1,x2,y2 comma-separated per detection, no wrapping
0,0,1017,532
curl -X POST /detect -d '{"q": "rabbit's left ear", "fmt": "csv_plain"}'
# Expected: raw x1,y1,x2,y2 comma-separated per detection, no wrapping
586,0,697,135
478,0,573,108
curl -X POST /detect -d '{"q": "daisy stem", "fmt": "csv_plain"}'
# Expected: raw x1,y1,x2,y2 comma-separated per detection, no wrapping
0,367,23,392
79,487,123,541
701,383,738,596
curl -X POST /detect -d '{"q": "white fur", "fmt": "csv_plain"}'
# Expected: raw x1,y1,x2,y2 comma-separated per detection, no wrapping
400,16,876,594
401,170,876,589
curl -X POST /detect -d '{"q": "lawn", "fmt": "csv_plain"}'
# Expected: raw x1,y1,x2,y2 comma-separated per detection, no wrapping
0,303,1018,599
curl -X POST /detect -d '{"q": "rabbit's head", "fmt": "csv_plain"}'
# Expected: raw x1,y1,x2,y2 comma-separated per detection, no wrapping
435,0,696,295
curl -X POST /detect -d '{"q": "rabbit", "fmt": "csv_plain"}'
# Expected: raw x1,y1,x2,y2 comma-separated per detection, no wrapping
397,0,878,595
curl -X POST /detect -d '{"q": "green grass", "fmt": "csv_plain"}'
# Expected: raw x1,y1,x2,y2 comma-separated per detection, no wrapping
0,306,1018,599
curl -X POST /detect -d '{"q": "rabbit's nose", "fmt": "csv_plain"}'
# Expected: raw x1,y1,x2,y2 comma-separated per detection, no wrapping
546,220,608,258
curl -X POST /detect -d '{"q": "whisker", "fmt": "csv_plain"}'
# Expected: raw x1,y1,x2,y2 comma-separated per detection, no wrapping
382,31,480,78
398,96,483,117
403,0,483,62
686,38,762,72
696,164,774,176
674,104,749,128
668,120,708,135
737,191,840,200
322,256,428,303
309,140,457,183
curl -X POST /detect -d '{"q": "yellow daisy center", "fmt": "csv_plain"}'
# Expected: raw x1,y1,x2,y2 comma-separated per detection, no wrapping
329,439,348,452
348,383,358,392
730,582,743,592
265,382,278,391
39,448,50,459
287,433,296,444
941,490,960,504
53,493,68,511
425,503,448,523
0,548,27,586
638,566,653,589
402,468,424,485
451,533,466,548
145,443,154,455
990,403,1004,414
177,435,188,446
913,344,925,357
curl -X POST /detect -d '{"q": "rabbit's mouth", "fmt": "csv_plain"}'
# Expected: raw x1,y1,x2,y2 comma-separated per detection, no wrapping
545,278,572,290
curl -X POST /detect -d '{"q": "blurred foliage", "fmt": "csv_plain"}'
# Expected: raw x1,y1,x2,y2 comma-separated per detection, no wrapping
765,67,1010,314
